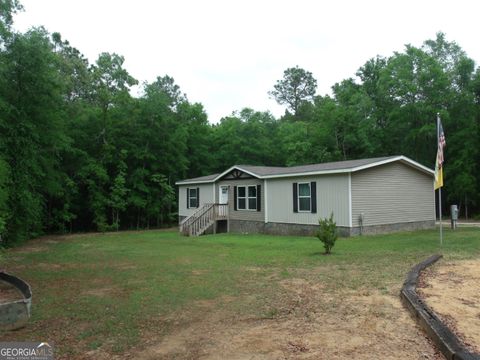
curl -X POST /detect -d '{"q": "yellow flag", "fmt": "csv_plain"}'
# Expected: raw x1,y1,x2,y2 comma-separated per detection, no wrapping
434,162,443,190
434,117,446,190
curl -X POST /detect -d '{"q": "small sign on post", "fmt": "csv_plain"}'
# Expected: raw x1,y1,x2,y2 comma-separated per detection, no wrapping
450,205,458,230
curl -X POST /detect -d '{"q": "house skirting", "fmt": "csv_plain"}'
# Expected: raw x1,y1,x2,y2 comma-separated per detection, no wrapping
179,216,435,237
350,220,435,236
228,220,351,237
228,219,435,237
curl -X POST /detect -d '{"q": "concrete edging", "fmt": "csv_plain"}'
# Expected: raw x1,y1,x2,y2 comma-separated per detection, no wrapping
400,255,480,360
0,271,32,330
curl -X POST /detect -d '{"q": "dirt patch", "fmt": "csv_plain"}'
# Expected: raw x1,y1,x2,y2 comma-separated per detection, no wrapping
30,262,94,271
9,235,68,254
37,263,64,270
191,269,209,276
114,262,137,270
419,259,480,354
280,278,324,294
245,266,264,272
10,229,175,255
132,281,441,360
0,280,23,303
79,276,124,298
12,245,47,254
83,287,118,298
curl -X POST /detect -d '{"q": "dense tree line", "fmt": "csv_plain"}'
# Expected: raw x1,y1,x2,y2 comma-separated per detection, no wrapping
0,2,213,243
1,1,479,245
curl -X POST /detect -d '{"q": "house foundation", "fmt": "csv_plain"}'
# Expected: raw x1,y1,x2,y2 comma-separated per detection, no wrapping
227,219,435,237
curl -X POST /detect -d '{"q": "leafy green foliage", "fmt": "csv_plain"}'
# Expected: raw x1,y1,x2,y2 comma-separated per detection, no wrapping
0,28,67,243
108,151,128,231
0,157,10,235
0,0,22,42
269,66,317,115
212,109,282,169
317,213,338,254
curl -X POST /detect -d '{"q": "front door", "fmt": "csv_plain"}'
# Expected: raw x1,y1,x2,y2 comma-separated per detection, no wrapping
219,186,229,204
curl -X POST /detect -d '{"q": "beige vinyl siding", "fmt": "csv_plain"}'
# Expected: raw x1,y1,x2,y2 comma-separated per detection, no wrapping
216,179,265,222
266,174,350,226
178,184,215,217
351,162,434,227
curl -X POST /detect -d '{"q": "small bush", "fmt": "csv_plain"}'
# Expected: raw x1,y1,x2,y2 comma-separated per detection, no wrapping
317,213,338,254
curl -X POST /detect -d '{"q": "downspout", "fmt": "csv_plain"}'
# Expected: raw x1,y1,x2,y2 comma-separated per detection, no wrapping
348,172,352,229
264,179,268,224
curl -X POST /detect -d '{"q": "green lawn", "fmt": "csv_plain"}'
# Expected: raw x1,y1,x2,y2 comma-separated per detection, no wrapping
1,227,479,358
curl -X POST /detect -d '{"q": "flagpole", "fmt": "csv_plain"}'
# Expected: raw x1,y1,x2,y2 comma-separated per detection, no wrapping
439,188,442,245
437,113,443,246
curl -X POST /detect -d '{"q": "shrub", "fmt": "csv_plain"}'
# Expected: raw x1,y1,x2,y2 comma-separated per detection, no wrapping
317,213,338,254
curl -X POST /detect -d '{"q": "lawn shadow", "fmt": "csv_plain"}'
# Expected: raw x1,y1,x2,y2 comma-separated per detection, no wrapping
309,251,334,256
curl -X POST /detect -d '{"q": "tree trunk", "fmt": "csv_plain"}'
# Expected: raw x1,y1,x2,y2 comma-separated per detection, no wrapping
465,194,468,220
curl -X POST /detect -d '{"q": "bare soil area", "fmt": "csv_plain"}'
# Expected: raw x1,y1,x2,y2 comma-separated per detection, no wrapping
0,280,23,303
125,278,441,360
419,259,480,354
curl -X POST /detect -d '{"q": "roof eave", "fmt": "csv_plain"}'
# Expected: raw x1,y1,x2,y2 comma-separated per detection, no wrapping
259,168,352,179
175,179,216,185
346,156,433,176
396,156,435,176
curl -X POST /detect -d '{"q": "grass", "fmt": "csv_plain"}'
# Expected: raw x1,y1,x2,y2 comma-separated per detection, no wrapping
1,227,479,357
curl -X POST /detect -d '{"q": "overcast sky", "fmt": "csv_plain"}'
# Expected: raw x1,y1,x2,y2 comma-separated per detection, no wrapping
13,0,480,123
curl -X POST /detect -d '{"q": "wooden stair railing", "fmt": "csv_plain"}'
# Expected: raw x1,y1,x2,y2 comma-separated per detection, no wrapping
180,203,228,236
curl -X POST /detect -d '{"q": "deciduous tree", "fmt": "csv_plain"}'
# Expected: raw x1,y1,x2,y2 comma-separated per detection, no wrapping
269,66,317,116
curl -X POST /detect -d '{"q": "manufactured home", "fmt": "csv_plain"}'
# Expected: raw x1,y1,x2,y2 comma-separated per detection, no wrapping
176,156,435,236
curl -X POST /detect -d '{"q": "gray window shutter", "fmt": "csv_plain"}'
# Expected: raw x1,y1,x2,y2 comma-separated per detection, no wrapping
256,184,261,212
196,187,200,207
187,187,190,209
311,181,317,213
293,183,298,213
234,186,237,211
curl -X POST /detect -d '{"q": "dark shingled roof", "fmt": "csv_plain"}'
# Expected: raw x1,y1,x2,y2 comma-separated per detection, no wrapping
176,155,433,184
236,156,395,176
176,173,220,183
176,156,401,184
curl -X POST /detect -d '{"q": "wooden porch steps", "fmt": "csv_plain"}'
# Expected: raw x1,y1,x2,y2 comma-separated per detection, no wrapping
180,203,228,236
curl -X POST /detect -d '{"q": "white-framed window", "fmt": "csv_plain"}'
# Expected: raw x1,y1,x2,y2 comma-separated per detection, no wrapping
189,188,198,208
298,182,311,212
237,185,257,210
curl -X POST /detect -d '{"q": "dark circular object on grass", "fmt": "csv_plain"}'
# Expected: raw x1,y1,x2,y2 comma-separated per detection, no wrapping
400,255,480,360
0,272,32,330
